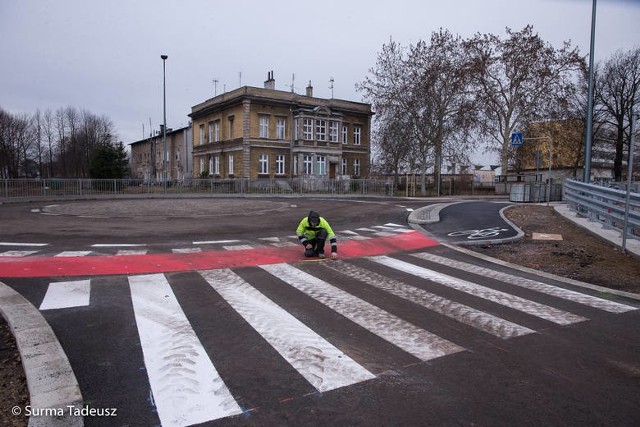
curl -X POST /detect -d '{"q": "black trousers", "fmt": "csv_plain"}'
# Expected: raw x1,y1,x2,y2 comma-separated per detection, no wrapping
304,229,328,257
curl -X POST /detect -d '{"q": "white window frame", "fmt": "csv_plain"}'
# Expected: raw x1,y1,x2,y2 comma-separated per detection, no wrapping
214,156,220,175
316,119,326,141
303,155,313,175
276,154,285,175
316,155,326,176
341,158,347,175
329,121,339,142
259,116,269,138
342,125,348,144
214,121,220,142
208,122,214,143
229,154,234,176
353,158,361,176
276,118,286,140
199,124,205,145
199,158,205,175
208,157,214,176
259,154,269,174
303,118,313,140
354,126,361,145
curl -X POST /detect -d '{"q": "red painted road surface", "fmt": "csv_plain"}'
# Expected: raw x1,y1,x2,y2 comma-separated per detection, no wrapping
0,231,439,278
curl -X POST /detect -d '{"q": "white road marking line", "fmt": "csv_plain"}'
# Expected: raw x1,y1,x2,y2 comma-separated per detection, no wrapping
371,225,412,233
384,223,407,227
0,242,48,247
39,279,90,310
411,252,638,314
339,230,360,235
54,251,92,257
91,243,147,248
258,237,281,243
200,269,375,392
128,274,242,425
223,245,254,251
0,250,40,257
116,250,148,256
193,239,241,245
172,248,202,254
369,256,587,326
323,261,535,339
260,263,464,361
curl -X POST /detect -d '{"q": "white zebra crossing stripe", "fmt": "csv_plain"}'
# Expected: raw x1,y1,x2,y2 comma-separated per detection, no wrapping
116,249,148,256
259,263,465,361
369,256,587,326
0,250,40,257
39,279,90,310
128,274,242,426
200,268,375,392
322,261,535,339
410,252,638,314
172,248,202,254
54,251,92,257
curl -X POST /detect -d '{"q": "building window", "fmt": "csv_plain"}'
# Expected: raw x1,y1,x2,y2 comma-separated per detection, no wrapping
199,124,205,145
354,126,361,145
303,155,313,175
341,158,347,175
229,155,234,176
276,155,285,175
228,116,234,139
329,121,339,142
208,157,214,176
200,158,205,175
316,155,326,175
353,158,361,176
303,119,313,140
259,116,269,138
214,156,220,175
276,118,286,140
208,122,214,143
316,119,326,141
342,125,348,144
259,154,269,174
214,121,220,142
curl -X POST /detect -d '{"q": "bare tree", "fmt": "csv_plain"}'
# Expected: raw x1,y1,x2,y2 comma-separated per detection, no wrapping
466,25,583,175
358,30,477,195
594,47,640,181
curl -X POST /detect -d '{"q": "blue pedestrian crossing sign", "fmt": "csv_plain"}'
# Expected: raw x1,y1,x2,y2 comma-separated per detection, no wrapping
511,132,523,146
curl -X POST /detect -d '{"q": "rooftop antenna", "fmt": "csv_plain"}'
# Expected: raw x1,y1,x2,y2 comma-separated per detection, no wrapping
212,78,219,96
239,71,242,87
329,76,334,98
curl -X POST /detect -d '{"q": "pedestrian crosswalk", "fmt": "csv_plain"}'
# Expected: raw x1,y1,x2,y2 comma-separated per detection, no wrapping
0,223,412,258
36,251,638,426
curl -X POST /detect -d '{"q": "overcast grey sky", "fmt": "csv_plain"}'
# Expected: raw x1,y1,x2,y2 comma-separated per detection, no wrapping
1,0,639,164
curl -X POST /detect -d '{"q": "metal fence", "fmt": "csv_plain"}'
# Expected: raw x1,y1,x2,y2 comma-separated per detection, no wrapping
564,179,640,240
0,178,395,201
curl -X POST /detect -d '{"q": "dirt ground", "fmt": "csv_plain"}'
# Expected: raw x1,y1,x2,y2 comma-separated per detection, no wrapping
1,204,639,426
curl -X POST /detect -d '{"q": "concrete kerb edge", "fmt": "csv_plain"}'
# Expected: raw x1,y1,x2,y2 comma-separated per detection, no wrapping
0,281,84,426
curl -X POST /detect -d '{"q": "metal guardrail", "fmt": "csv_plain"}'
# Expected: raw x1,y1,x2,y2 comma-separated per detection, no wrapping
563,179,640,240
0,178,395,201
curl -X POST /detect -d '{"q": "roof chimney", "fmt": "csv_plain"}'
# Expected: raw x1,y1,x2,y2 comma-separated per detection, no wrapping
264,71,275,90
306,80,313,97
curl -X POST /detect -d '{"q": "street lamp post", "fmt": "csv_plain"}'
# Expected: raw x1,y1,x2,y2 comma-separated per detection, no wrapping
161,54,168,192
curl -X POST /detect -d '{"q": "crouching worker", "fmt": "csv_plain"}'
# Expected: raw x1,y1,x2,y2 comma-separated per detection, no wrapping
296,211,338,259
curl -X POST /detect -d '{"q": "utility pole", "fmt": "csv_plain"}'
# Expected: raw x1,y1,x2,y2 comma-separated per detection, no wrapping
161,54,168,192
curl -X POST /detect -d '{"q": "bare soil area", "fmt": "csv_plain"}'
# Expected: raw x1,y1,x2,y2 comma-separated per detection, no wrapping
470,204,640,295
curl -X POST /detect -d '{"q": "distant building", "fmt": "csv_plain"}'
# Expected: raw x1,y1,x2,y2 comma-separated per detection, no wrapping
188,72,373,179
129,125,192,181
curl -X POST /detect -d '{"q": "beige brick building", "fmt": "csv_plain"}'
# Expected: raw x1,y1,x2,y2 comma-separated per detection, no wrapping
189,73,373,179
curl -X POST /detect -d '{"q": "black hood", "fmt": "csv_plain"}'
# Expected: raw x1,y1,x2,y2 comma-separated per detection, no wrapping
308,211,320,225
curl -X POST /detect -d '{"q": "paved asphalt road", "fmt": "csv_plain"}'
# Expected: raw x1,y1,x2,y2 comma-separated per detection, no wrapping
0,197,639,427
